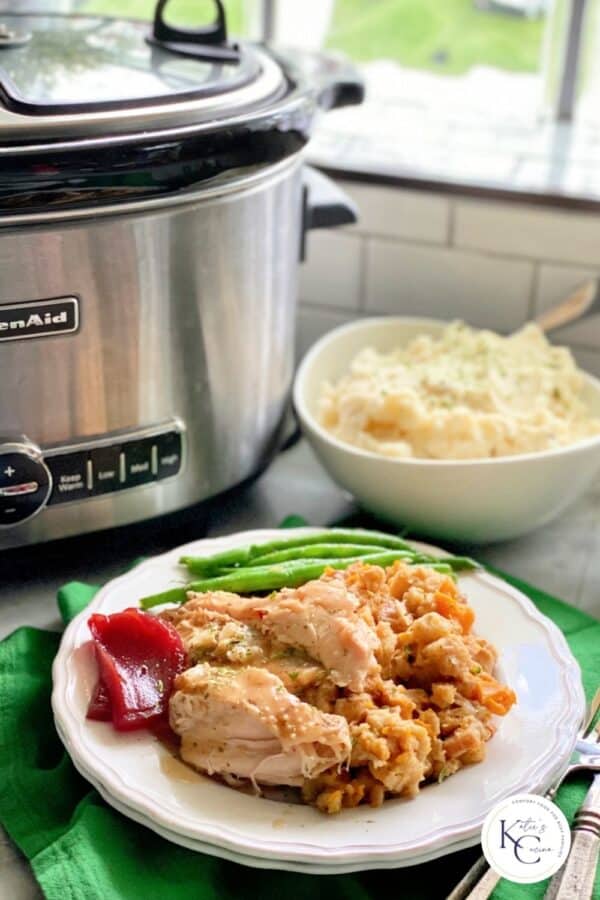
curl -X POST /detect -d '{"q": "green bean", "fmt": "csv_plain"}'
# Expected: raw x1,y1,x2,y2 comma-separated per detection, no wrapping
140,551,460,609
140,585,188,608
248,529,413,555
143,556,374,608
410,553,479,571
250,543,415,566
179,546,253,576
180,528,413,575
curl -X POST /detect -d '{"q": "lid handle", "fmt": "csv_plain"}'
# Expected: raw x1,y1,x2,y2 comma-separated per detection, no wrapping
149,0,240,63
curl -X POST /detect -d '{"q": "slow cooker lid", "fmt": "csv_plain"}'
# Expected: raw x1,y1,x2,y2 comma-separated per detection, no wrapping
0,2,364,220
0,1,286,128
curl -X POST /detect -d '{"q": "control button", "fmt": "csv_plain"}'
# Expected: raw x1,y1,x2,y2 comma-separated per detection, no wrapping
0,494,46,525
90,445,122,496
156,432,182,480
0,481,39,497
123,439,154,487
0,452,46,490
47,452,89,505
0,444,51,526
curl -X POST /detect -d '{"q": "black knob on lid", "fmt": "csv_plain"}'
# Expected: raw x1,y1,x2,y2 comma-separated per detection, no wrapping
148,0,240,63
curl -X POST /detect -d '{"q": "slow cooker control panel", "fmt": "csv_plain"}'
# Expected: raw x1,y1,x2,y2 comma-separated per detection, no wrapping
45,424,184,507
0,422,184,527
0,439,52,527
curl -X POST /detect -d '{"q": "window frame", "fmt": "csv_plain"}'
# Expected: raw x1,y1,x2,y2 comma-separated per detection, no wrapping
259,0,589,123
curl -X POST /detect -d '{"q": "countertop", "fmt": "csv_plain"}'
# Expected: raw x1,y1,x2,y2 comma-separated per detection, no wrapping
2,439,599,898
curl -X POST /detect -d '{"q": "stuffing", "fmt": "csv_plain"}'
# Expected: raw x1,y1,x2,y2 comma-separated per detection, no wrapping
162,560,515,812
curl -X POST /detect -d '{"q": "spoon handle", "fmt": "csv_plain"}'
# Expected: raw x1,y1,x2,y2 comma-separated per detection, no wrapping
535,280,599,333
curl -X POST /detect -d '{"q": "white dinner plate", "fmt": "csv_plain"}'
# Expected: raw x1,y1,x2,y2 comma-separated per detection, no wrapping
52,528,585,872
52,726,486,874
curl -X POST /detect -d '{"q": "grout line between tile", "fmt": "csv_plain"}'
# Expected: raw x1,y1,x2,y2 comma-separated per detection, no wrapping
370,229,600,270
346,195,600,267
355,233,538,271
447,199,456,247
451,238,600,268
350,229,449,246
528,262,540,319
298,300,355,317
358,237,368,313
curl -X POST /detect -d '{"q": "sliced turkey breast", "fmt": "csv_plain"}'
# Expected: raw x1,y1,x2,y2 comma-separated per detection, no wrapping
169,663,351,787
186,577,379,691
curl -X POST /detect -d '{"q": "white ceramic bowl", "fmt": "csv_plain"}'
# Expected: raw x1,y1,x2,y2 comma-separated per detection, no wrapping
293,316,600,543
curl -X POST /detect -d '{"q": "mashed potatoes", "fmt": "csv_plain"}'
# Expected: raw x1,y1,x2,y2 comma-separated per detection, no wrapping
319,322,600,460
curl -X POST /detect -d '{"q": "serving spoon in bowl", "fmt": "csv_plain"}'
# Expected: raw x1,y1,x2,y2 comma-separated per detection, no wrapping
535,279,600,334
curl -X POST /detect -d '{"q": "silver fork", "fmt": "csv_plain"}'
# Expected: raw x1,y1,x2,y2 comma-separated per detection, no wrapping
446,689,600,900
544,719,600,900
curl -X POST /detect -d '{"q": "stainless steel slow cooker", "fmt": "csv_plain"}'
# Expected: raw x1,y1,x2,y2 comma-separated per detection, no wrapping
0,1,363,549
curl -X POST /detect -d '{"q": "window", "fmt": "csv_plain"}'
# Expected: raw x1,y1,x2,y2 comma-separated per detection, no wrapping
327,2,546,80
256,1,591,122
300,0,599,197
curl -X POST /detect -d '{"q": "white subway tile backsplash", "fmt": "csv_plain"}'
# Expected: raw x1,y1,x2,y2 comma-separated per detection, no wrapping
300,230,362,310
337,181,449,243
455,200,600,266
296,304,354,361
364,239,533,331
534,263,599,312
297,178,600,365
534,263,600,347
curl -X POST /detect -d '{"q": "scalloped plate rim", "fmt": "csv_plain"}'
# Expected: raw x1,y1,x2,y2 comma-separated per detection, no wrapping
52,527,584,866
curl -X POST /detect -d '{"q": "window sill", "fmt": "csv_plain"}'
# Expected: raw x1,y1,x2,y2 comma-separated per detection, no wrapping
307,63,600,213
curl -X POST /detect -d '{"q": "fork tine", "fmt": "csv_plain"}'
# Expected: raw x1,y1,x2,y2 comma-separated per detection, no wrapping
583,688,600,737
447,687,600,900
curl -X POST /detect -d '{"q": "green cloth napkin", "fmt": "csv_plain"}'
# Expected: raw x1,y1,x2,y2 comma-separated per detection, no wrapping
1,543,599,900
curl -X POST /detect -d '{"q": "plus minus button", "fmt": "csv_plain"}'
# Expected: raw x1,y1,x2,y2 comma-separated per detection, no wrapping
3,465,15,478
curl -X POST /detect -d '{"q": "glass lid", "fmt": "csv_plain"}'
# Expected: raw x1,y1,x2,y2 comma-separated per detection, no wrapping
0,3,269,115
